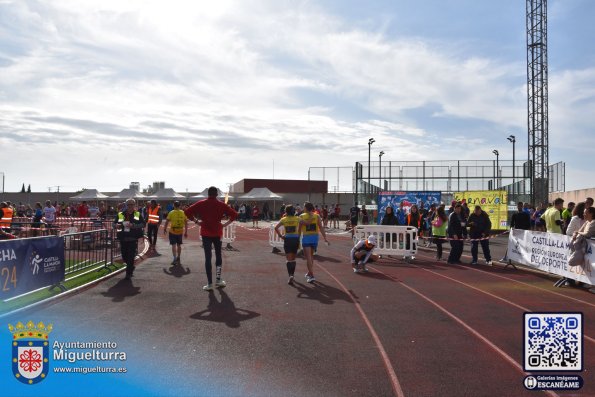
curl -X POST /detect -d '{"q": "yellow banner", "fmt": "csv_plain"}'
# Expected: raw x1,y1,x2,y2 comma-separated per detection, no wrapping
454,190,508,230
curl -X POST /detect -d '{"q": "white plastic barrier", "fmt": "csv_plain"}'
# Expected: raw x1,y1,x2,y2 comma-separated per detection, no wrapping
198,222,236,247
353,225,418,257
269,224,284,251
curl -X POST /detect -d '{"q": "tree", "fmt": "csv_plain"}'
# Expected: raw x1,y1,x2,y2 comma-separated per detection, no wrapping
27,184,31,193
20,183,25,193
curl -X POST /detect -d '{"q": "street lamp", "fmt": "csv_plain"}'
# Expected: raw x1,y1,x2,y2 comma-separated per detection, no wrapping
367,138,375,197
492,150,499,189
379,151,385,190
507,135,516,202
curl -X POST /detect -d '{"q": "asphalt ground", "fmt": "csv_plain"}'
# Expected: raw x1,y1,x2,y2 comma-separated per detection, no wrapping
7,222,595,397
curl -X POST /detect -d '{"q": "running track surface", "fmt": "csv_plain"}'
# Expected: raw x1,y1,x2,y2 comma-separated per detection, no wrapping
11,223,595,397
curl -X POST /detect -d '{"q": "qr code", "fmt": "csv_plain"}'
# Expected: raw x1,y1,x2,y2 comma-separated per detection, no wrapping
524,313,583,371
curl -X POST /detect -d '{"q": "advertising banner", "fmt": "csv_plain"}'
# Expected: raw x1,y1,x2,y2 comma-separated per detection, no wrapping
454,190,508,229
507,229,595,284
377,191,441,224
0,236,65,300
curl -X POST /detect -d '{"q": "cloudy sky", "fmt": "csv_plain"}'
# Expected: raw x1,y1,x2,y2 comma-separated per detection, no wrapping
1,0,594,194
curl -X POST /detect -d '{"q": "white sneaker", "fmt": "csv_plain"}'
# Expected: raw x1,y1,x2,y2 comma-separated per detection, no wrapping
215,279,227,288
306,275,316,283
486,260,493,266
288,275,294,285
353,267,360,273
203,284,214,291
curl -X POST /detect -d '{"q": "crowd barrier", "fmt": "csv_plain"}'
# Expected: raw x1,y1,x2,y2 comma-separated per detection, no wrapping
353,225,418,258
198,222,237,249
269,224,284,252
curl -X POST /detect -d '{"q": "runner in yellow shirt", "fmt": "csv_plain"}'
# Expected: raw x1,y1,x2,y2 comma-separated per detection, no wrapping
274,205,303,285
300,202,329,283
163,201,189,266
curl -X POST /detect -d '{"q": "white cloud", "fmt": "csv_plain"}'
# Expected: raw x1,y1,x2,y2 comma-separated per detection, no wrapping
0,1,592,193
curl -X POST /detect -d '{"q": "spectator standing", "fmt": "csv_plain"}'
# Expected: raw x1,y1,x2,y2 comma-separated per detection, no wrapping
251,204,260,228
467,205,492,265
349,203,360,237
184,187,238,291
541,198,565,234
431,206,448,261
510,201,531,230
533,203,547,231
78,201,89,218
447,204,465,265
566,202,586,237
0,202,13,232
395,202,407,225
562,202,575,233
585,197,594,209
88,202,100,219
146,200,162,252
115,199,145,280
43,200,57,231
361,205,369,225
322,205,329,228
333,204,341,229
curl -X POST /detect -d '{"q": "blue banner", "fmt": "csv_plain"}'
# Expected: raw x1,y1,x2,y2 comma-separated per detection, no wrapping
377,191,442,224
0,237,65,300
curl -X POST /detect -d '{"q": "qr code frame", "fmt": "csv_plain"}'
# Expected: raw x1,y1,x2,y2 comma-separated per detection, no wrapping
523,312,583,372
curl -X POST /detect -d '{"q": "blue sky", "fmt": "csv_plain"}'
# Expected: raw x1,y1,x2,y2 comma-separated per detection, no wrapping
1,0,593,194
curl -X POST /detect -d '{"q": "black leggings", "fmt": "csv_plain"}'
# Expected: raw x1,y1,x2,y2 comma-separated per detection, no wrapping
202,236,222,284
147,223,159,246
433,237,444,258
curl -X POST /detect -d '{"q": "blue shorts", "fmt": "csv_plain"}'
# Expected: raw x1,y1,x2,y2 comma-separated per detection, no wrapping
301,234,319,249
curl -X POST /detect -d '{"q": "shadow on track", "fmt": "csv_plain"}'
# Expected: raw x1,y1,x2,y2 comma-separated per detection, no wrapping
190,289,260,328
291,280,353,305
100,278,141,302
163,264,191,278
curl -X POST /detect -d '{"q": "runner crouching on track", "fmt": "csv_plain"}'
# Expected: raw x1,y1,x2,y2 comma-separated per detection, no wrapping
350,235,378,273
274,205,303,285
300,202,329,283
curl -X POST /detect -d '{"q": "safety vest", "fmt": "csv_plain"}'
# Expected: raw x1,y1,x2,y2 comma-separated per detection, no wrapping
118,211,141,223
147,206,160,224
0,207,13,228
407,213,421,228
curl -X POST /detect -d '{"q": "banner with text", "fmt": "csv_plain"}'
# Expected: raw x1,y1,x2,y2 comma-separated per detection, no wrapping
507,229,595,284
454,190,508,229
0,236,65,300
377,191,441,224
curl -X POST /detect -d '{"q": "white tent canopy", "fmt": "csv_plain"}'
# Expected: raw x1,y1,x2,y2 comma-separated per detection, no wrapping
70,189,110,200
238,187,283,201
192,187,234,200
146,188,186,200
108,189,147,201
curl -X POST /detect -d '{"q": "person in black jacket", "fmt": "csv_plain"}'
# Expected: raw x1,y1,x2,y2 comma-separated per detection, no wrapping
115,199,146,280
381,206,397,226
510,202,531,230
447,204,465,264
467,205,492,265
381,206,397,249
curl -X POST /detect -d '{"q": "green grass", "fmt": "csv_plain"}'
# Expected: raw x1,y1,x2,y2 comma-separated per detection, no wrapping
0,261,126,316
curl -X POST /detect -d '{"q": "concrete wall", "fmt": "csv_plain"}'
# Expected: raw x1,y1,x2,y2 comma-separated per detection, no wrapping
549,188,595,205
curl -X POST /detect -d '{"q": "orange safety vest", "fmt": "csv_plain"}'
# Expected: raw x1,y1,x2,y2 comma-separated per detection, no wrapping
407,213,421,228
147,206,161,224
0,207,13,228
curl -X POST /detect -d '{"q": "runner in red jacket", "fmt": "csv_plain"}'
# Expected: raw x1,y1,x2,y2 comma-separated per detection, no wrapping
185,187,238,291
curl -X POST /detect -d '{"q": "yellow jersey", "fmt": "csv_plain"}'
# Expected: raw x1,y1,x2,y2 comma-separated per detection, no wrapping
300,212,320,235
167,209,187,235
280,215,300,238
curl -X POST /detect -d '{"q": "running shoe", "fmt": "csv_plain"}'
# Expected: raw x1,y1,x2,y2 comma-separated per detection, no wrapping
485,260,493,266
471,261,478,265
203,284,214,291
306,275,316,283
171,258,177,266
353,267,360,273
215,279,227,288
288,275,294,285
362,266,368,273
